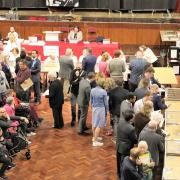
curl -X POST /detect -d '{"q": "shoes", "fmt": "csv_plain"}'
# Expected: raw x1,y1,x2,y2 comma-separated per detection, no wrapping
7,163,16,170
38,118,43,123
52,126,64,129
27,132,36,137
0,175,8,179
84,127,89,131
92,137,103,142
27,141,32,145
71,121,75,127
34,102,41,105
111,138,116,144
78,132,90,136
30,132,36,136
92,141,104,147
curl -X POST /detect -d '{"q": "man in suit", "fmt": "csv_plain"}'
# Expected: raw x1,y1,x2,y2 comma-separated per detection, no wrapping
82,48,96,74
59,48,74,98
120,93,136,120
129,51,148,92
47,71,64,129
109,80,129,140
139,120,164,179
31,50,41,105
77,72,95,135
116,110,137,178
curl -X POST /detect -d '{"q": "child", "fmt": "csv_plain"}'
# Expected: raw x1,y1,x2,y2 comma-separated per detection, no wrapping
138,141,155,180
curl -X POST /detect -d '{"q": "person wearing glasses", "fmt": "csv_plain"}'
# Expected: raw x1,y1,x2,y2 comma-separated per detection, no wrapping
68,26,83,43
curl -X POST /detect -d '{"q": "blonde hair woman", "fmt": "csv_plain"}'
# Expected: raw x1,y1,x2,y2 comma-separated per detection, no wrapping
133,100,153,138
99,52,110,77
150,84,167,111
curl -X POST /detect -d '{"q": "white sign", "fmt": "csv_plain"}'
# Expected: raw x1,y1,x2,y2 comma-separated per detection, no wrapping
43,46,59,57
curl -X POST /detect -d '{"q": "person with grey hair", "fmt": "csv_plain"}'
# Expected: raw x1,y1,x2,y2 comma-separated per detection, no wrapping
46,71,64,129
139,120,164,179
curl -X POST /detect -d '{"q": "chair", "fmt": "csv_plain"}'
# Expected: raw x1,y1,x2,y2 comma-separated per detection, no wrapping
60,27,70,41
38,17,47,21
87,27,97,42
28,17,38,21
32,34,43,41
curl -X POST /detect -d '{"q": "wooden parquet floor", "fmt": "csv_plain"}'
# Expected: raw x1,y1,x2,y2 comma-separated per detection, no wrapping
7,97,117,180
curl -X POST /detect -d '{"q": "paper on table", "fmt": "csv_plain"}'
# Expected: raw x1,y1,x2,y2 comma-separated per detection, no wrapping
173,66,179,74
20,78,33,91
170,49,177,59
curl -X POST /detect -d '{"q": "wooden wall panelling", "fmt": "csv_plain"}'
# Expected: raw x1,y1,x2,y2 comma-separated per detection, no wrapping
1,20,180,46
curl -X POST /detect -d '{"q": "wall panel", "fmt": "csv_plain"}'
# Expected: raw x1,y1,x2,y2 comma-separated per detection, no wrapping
0,20,179,46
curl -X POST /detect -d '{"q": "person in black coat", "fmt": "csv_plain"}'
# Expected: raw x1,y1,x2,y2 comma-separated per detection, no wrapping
46,72,64,129
69,62,86,127
109,80,129,139
82,48,97,74
116,110,137,178
121,147,143,180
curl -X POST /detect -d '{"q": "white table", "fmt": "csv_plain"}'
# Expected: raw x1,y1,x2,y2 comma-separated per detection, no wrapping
43,31,62,41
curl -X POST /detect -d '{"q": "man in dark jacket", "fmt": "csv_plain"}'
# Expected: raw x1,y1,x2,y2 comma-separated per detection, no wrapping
116,110,137,178
109,80,129,140
82,48,96,74
47,72,64,129
121,147,143,180
139,120,164,179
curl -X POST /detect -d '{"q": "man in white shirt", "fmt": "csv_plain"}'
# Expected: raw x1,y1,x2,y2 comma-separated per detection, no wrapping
7,27,18,40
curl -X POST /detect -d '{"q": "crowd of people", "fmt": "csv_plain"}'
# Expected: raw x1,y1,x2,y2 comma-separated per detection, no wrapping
54,44,166,180
0,26,167,180
0,28,43,179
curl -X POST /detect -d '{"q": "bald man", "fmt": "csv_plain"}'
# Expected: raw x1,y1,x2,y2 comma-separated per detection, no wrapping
129,51,148,92
139,120,164,179
7,27,18,40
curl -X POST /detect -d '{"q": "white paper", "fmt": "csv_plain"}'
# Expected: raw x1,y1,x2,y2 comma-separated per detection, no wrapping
170,49,178,59
173,66,179,74
43,46,59,57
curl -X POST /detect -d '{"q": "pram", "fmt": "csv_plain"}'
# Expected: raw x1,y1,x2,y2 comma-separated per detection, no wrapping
8,121,31,160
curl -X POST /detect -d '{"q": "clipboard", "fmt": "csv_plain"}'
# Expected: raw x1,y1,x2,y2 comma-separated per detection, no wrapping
20,78,33,91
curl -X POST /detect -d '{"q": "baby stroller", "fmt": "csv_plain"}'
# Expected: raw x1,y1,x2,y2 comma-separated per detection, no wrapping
8,121,31,160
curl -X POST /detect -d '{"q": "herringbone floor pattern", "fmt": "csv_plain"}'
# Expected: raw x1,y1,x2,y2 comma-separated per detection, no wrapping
7,97,117,180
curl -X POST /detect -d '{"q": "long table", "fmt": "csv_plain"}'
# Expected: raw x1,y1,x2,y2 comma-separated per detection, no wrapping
163,101,180,180
21,41,119,61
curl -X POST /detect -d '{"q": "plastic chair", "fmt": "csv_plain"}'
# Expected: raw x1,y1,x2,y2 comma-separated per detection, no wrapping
87,27,97,42
38,17,47,21
60,27,70,41
32,34,43,41
29,17,38,21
